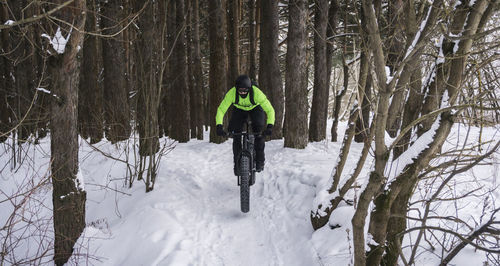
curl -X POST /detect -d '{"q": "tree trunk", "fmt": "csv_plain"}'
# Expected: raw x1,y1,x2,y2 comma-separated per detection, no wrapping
156,0,166,138
394,61,423,158
385,1,417,138
417,1,470,136
44,1,87,264
136,0,160,156
123,0,136,135
227,0,240,83
0,2,11,143
326,0,339,88
31,4,50,141
365,2,490,265
382,181,413,266
209,0,228,143
330,88,346,142
325,0,339,141
10,0,37,143
170,0,191,142
102,0,131,143
352,1,391,265
192,0,204,140
258,0,283,139
248,0,258,79
309,0,329,142
330,2,347,142
353,18,370,144
354,72,371,143
284,0,308,149
27,4,48,142
79,0,103,144
163,0,176,137
186,0,197,139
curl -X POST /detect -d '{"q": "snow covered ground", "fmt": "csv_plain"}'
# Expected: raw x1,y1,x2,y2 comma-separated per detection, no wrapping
77,132,338,265
0,122,498,265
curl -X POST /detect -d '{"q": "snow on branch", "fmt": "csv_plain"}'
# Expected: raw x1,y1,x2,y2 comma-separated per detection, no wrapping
385,91,450,184
36,87,51,94
41,27,72,54
404,3,434,61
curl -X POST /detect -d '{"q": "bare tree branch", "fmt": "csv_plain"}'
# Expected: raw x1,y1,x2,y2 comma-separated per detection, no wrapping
0,0,74,30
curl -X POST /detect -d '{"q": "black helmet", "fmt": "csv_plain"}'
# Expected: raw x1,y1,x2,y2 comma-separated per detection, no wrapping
235,75,252,89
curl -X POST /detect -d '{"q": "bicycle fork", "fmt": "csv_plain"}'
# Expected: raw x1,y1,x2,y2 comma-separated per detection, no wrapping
237,135,255,186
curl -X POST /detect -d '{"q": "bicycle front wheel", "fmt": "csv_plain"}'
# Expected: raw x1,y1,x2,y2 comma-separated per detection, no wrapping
239,155,250,213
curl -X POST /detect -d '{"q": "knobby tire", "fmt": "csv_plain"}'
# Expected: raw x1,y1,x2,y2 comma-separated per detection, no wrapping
239,155,250,213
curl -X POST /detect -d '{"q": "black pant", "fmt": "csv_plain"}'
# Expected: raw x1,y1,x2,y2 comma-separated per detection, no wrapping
228,106,266,165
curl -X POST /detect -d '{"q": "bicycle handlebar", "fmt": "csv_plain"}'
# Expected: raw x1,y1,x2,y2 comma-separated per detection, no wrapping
227,131,262,138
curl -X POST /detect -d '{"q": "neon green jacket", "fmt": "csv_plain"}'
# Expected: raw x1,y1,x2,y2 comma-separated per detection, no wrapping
216,85,275,125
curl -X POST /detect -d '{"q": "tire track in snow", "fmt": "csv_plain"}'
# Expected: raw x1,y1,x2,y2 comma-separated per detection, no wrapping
108,138,323,265
142,141,228,265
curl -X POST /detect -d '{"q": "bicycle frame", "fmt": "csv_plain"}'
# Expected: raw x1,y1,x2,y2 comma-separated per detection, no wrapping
229,122,259,185
228,120,260,212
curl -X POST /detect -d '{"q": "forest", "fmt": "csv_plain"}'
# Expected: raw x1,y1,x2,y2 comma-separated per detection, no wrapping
1,0,499,265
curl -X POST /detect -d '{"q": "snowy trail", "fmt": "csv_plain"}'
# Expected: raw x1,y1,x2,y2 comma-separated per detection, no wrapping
81,136,340,265
1,123,497,265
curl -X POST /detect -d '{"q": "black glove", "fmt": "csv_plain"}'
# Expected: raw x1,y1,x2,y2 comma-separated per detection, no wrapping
263,124,273,136
216,124,226,136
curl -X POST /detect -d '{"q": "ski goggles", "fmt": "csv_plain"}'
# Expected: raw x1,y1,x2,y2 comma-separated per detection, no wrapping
237,87,249,94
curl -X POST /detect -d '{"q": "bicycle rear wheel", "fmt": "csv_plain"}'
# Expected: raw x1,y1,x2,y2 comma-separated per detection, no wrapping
239,155,250,213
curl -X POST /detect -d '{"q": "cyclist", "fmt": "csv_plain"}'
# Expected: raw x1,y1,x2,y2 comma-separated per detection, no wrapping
215,75,275,175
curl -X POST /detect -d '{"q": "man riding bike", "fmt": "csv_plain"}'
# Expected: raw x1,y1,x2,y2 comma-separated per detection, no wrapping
215,75,275,175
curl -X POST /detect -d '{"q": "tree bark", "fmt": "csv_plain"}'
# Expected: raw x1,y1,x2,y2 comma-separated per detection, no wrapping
330,2,347,142
325,0,339,141
392,0,441,157
417,2,469,136
157,0,167,138
354,72,371,143
163,0,176,137
136,0,160,155
284,0,309,149
394,61,423,158
186,0,197,139
248,0,258,79
382,181,413,266
192,0,204,140
353,7,370,144
326,0,339,88
227,0,240,83
10,0,37,143
32,4,49,141
102,0,131,143
123,0,136,135
79,0,103,144
385,1,417,138
209,0,228,143
330,88,346,142
0,2,11,143
259,0,283,139
309,0,329,142
170,0,191,142
352,1,390,265
44,1,87,264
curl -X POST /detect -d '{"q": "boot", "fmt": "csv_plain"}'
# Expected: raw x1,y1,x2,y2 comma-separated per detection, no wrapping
256,160,265,172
